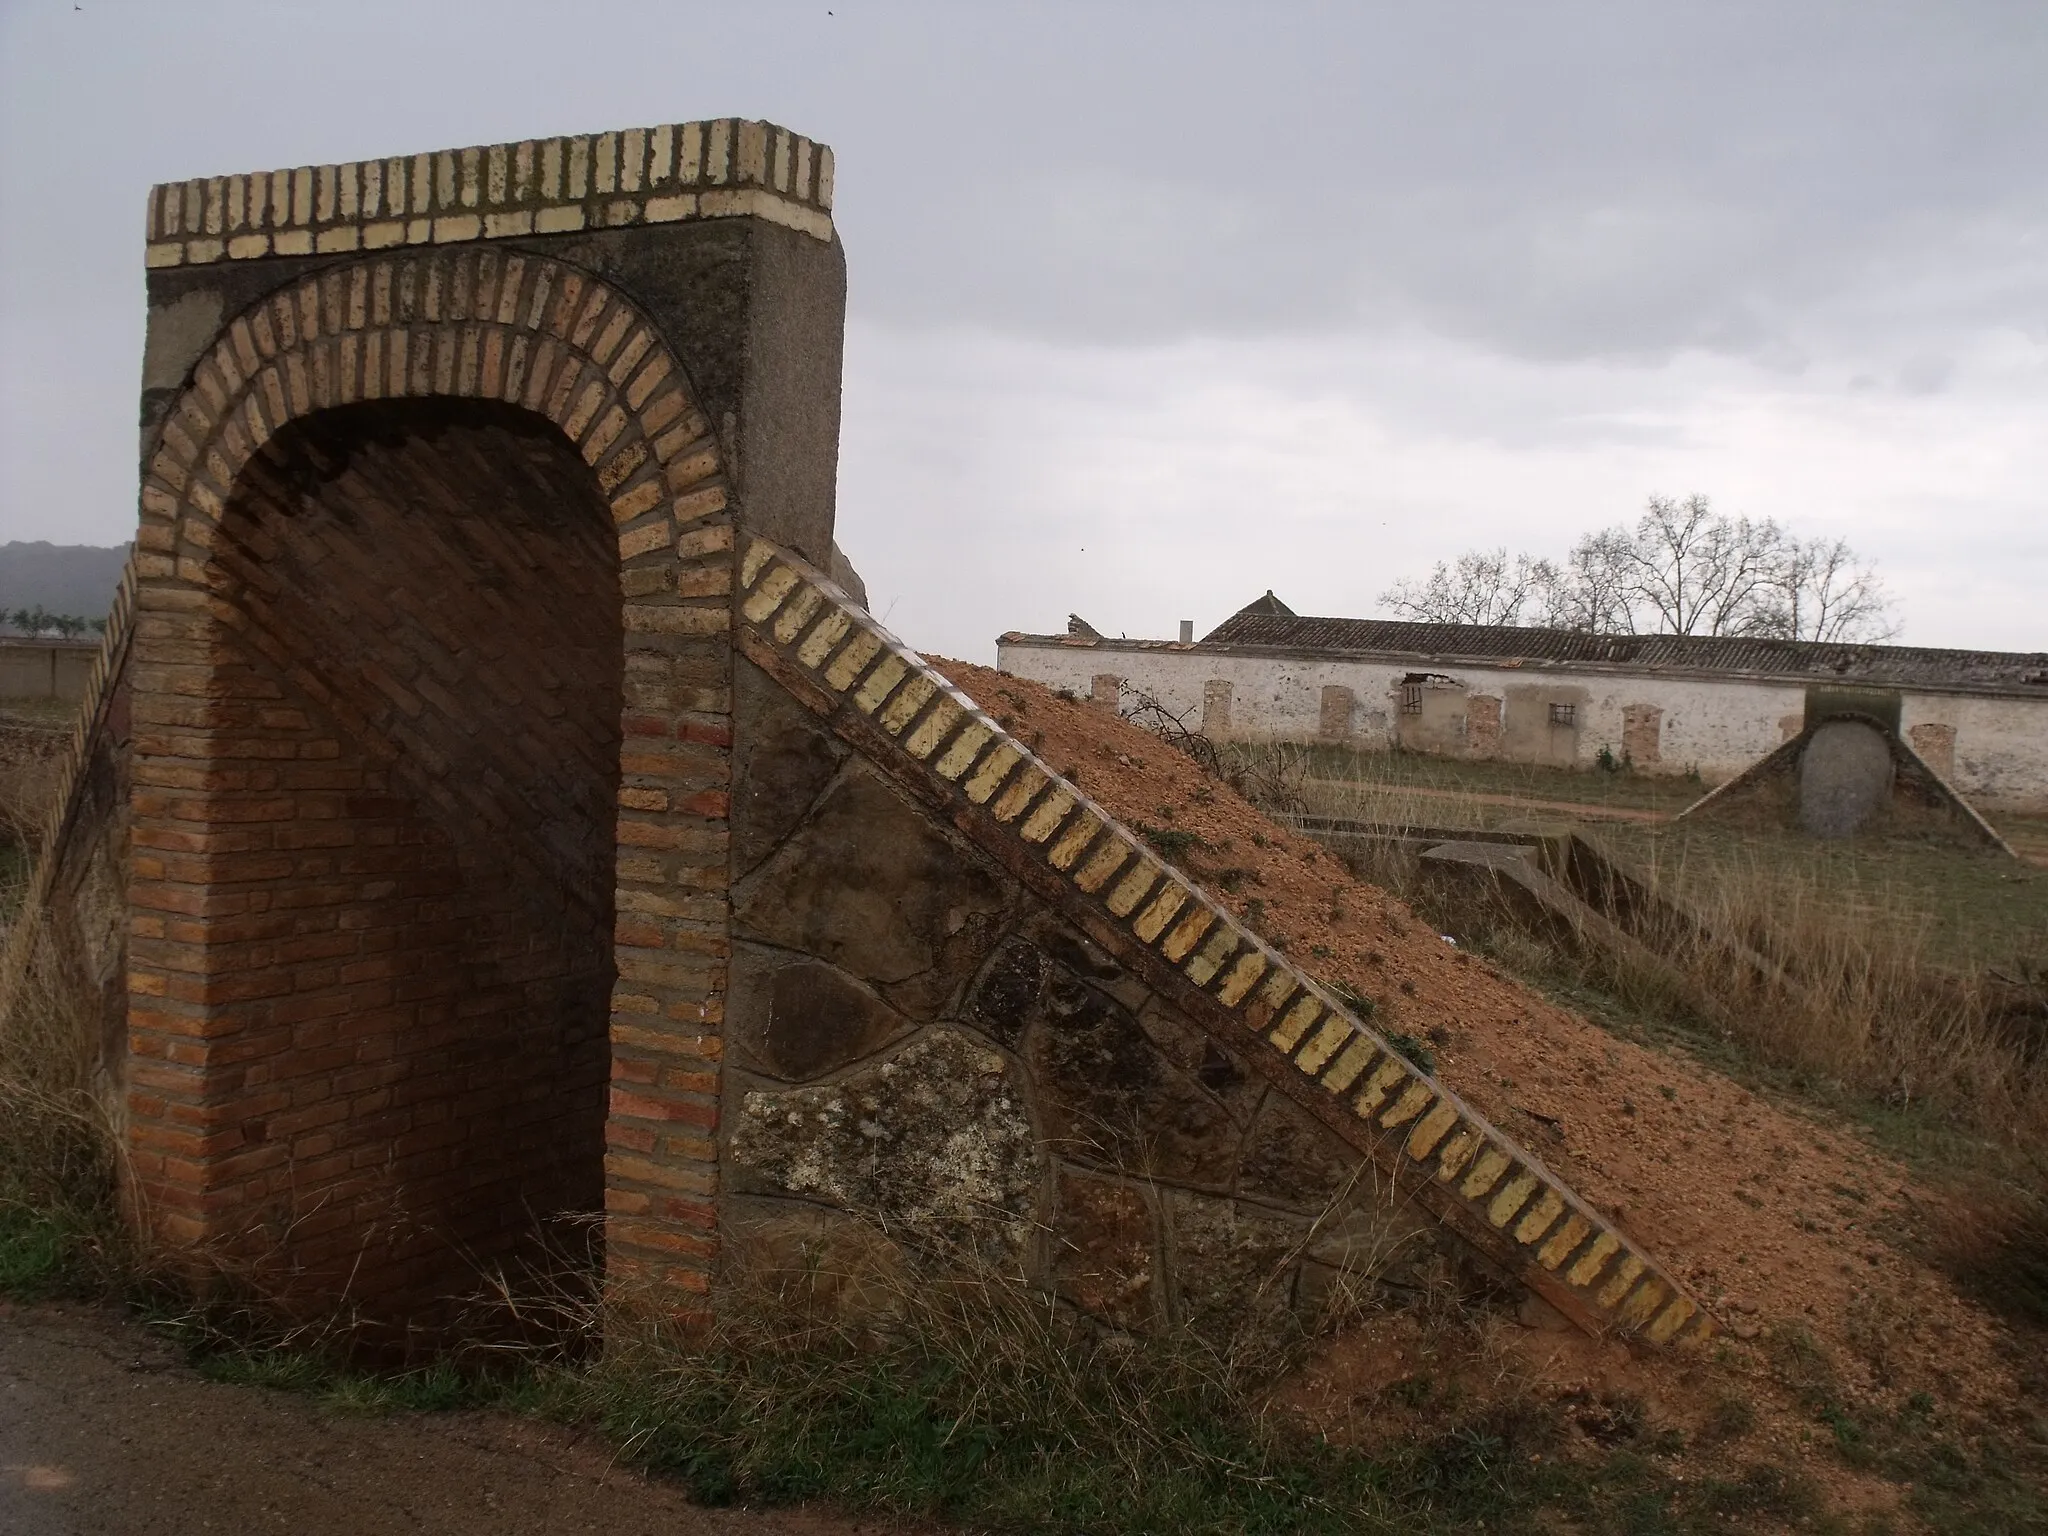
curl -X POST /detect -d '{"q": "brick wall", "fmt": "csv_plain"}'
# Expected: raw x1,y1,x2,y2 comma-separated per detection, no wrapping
122,247,746,1321
128,400,621,1322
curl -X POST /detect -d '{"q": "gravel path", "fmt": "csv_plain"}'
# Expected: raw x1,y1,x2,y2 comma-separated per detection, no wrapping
0,1300,904,1536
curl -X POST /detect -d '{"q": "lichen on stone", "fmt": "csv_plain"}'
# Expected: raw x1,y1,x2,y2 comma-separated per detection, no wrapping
730,1027,1043,1257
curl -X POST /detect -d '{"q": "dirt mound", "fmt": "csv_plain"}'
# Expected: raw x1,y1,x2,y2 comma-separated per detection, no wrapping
936,660,2033,1461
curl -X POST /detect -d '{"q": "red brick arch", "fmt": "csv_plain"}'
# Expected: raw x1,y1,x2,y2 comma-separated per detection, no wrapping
137,249,728,571
128,248,734,1321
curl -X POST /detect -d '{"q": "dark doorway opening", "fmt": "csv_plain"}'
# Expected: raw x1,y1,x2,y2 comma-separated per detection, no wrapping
204,398,621,1344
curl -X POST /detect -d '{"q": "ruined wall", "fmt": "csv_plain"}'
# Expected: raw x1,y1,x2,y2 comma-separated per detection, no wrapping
11,122,1723,1347
0,641,100,702
0,122,848,1320
1900,692,2048,809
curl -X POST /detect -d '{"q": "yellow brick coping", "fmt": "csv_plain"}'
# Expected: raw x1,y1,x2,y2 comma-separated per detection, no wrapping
733,533,1716,1348
145,120,833,270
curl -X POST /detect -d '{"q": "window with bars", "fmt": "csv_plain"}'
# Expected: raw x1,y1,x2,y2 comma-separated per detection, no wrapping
1401,683,1424,715
1548,701,1577,727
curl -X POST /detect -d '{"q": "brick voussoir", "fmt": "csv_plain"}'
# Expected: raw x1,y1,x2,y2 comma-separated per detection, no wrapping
0,218,767,1303
730,533,1715,1348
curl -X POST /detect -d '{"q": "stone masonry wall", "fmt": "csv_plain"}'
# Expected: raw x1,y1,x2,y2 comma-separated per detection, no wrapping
721,658,1453,1330
734,538,1714,1346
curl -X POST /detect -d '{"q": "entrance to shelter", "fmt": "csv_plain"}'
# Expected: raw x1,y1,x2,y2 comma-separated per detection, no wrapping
185,397,621,1332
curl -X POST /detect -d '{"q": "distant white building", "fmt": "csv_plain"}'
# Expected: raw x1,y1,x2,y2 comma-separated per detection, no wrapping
997,594,2048,810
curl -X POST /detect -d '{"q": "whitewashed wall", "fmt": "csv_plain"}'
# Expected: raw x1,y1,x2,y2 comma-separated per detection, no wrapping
1900,694,2048,806
997,638,2048,808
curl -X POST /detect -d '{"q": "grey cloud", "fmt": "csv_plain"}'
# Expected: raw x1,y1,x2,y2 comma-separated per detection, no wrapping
815,2,2048,365
6,0,2041,374
1897,354,1954,395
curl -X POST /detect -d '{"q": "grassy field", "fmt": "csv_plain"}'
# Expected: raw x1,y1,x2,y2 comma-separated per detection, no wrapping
1283,744,2047,977
1292,742,1710,820
1264,742,2047,1275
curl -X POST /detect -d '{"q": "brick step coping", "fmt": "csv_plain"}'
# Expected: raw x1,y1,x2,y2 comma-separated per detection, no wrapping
733,534,1715,1347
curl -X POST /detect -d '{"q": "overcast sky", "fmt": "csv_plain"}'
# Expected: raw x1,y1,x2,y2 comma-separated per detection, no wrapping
2,1,2044,658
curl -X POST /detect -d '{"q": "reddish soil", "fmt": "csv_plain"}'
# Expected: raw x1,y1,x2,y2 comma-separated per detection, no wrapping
940,658,2041,1513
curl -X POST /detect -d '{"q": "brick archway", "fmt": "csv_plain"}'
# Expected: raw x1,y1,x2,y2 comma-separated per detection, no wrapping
128,249,732,1320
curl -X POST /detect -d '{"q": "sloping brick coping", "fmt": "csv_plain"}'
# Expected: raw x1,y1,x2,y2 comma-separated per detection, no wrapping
145,119,832,271
735,537,1714,1345
0,558,139,980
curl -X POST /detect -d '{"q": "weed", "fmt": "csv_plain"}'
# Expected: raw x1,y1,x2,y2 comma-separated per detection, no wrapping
1137,822,1205,861
1696,1462,1819,1522
1385,1031,1437,1075
1704,1393,1755,1442
1327,979,1378,1019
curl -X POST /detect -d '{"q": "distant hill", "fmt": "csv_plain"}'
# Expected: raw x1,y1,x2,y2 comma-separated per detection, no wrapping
0,543,131,620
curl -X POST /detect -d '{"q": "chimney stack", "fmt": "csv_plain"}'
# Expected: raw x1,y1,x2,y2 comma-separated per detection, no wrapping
1178,620,1194,644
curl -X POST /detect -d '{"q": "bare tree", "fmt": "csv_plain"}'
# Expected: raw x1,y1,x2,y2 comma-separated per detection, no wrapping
1755,535,1901,643
1619,494,1786,637
1384,494,1900,642
1379,548,1560,626
1540,527,1638,633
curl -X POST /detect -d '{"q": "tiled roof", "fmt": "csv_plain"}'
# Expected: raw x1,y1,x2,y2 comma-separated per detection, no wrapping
1192,610,2048,695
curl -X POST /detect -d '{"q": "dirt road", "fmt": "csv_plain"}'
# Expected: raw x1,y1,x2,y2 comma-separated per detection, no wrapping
0,1301,902,1536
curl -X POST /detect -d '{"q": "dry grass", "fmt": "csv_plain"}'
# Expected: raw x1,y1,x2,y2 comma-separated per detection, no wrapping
0,710,129,1294
1226,740,2048,1164
1636,843,2047,1151
0,717,65,919
1206,738,2048,1336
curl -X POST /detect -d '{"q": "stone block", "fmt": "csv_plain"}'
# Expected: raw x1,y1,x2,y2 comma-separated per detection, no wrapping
1048,1167,1162,1331
728,1028,1042,1260
727,944,913,1083
720,1196,909,1322
1798,719,1894,838
1160,1189,1309,1333
730,656,847,878
733,760,1013,1011
1236,1092,1361,1211
1024,968,1243,1189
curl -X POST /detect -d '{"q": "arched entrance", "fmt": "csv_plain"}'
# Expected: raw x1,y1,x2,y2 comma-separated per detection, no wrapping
126,250,735,1328
205,397,619,1323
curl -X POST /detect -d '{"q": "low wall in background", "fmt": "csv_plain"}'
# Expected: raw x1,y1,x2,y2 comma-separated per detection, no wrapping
0,639,100,702
997,637,2048,811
